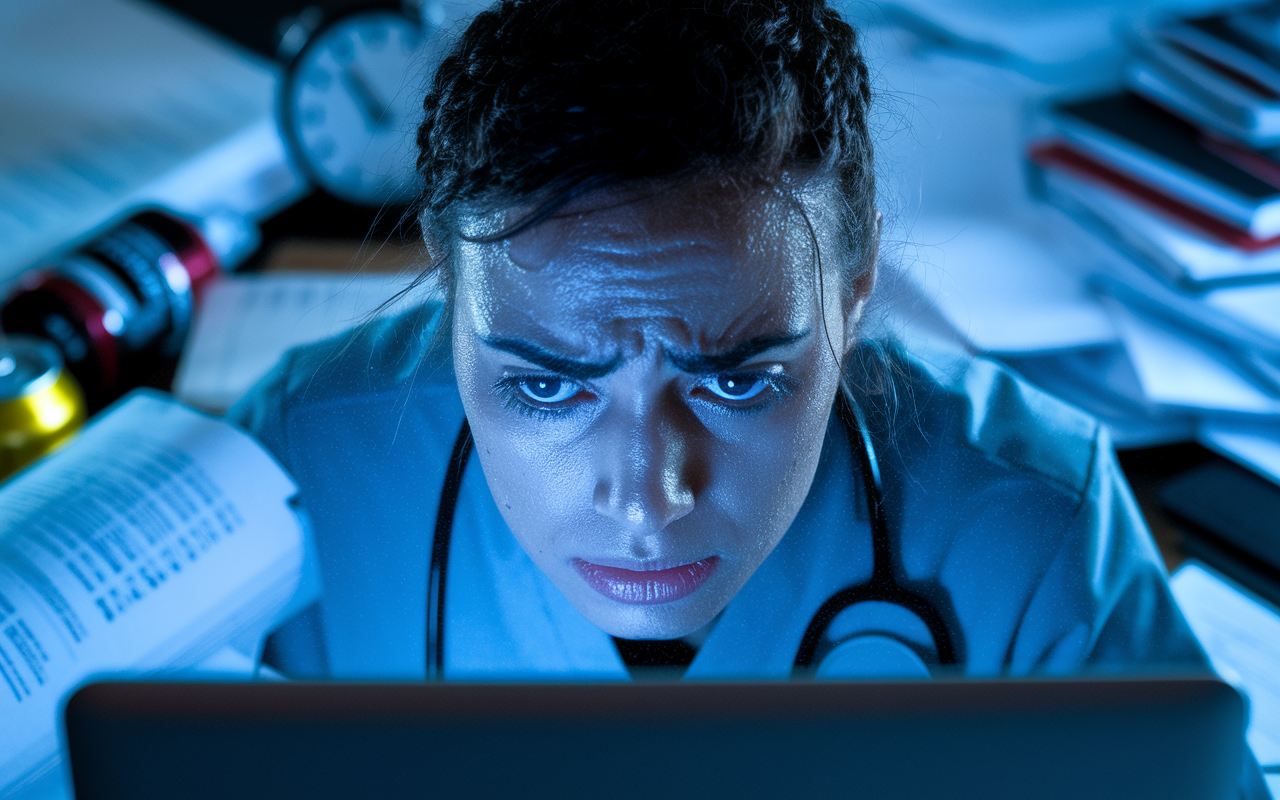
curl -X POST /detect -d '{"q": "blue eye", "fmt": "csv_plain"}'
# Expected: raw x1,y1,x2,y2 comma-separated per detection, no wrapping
704,373,767,401
518,377,579,404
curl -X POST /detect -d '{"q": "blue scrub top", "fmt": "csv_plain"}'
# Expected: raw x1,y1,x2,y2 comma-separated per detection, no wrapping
230,303,1209,682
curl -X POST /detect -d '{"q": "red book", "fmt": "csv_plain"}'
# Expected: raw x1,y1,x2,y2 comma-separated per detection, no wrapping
1028,141,1280,252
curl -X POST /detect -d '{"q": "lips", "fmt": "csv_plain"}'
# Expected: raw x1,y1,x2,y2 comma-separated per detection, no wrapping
574,557,720,605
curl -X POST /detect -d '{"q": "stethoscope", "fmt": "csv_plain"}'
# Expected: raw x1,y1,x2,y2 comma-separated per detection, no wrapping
426,390,960,680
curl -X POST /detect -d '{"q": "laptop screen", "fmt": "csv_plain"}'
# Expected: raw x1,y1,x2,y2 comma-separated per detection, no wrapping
65,677,1245,800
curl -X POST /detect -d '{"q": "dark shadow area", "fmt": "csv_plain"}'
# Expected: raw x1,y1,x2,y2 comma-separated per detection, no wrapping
1120,443,1280,606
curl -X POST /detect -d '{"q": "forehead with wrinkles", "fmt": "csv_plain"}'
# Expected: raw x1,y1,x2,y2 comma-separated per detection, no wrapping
453,179,830,358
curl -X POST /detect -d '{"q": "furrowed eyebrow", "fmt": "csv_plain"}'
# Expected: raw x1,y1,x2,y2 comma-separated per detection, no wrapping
481,337,622,380
667,331,810,374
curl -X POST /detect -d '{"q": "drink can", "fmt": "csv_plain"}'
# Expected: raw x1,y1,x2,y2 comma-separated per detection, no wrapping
1,209,222,412
0,335,87,481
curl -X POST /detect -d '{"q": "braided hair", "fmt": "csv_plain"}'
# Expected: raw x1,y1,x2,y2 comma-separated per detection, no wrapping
415,0,877,307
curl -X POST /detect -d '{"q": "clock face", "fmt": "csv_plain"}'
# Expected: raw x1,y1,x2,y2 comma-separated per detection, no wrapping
283,10,430,206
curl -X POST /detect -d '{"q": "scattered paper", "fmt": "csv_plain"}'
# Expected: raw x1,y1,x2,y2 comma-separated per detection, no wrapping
899,217,1117,354
1199,423,1280,486
1171,562,1280,772
1205,284,1280,345
868,0,1237,82
173,272,424,413
1103,298,1280,415
0,0,303,285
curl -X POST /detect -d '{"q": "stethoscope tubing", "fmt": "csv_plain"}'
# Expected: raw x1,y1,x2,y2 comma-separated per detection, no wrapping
426,419,473,681
792,389,957,672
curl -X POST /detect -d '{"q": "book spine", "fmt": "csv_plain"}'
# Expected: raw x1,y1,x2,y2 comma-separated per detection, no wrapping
1051,113,1277,236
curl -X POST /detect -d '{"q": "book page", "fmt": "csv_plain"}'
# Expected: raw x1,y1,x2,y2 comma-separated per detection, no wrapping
0,0,300,285
0,391,307,795
1171,562,1280,776
1200,423,1280,486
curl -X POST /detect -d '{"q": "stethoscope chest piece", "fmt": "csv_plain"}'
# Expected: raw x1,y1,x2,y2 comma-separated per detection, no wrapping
815,635,931,680
807,598,940,679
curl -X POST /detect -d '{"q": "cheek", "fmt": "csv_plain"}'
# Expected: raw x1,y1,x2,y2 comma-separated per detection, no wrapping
464,412,599,554
698,388,837,554
450,332,576,552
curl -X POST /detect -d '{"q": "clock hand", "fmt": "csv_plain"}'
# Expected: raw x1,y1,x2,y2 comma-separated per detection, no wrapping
342,67,394,130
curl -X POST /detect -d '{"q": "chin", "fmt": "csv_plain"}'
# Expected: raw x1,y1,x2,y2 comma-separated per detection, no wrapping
574,590,726,640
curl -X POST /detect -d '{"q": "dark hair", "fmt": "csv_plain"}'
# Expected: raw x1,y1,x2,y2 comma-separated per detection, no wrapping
413,0,878,306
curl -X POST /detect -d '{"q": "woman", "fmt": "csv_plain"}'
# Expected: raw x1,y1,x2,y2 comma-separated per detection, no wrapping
234,0,1203,683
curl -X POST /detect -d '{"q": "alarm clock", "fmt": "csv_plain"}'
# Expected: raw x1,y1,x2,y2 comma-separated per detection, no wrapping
280,6,434,206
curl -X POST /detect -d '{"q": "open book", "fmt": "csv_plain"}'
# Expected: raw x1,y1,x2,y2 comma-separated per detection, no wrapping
0,0,304,285
0,391,315,798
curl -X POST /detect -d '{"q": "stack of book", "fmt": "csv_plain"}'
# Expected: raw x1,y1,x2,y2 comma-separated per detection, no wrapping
1024,9,1280,396
1027,3,1280,290
1129,9,1280,150
1017,7,1280,636
1032,55,1280,290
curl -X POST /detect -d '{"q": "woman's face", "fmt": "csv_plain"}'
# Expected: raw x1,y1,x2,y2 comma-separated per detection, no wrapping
451,177,874,639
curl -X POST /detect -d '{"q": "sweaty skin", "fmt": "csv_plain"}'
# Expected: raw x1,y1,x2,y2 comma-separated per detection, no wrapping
451,176,875,639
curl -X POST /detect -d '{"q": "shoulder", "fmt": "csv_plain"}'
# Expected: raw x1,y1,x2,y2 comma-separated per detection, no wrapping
230,302,468,678
862,342,1203,672
228,301,463,474
858,340,1102,502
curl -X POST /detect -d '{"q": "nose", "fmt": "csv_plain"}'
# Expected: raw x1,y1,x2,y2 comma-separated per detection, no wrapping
593,397,697,534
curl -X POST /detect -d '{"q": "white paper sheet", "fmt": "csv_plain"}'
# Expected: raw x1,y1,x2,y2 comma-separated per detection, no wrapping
1199,423,1280,486
1087,225,1280,358
866,0,1233,82
1206,284,1280,345
0,392,307,796
899,216,1117,353
1103,298,1280,415
173,273,423,413
1171,562,1280,772
1005,344,1201,448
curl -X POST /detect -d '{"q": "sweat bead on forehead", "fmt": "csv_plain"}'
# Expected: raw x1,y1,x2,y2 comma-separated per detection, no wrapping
454,179,837,361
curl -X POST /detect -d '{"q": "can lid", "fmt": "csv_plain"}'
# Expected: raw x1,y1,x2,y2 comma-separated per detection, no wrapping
0,335,62,401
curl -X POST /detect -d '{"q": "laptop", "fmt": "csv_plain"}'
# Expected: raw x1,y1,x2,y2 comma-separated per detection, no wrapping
64,677,1245,800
